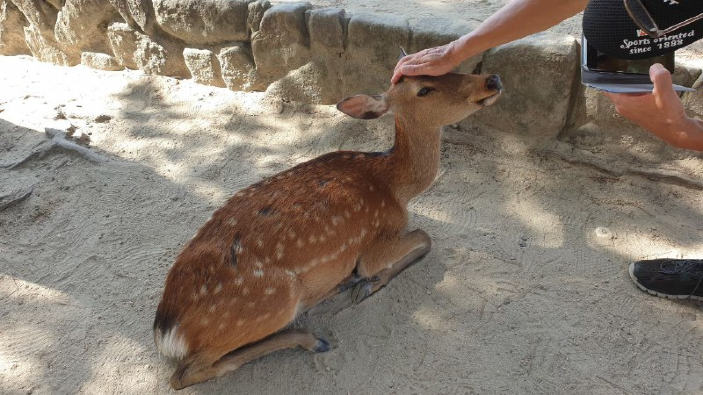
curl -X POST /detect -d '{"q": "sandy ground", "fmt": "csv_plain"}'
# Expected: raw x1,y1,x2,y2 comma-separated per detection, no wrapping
1,52,703,394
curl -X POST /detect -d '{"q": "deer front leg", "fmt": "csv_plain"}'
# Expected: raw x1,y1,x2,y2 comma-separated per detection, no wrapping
351,229,431,304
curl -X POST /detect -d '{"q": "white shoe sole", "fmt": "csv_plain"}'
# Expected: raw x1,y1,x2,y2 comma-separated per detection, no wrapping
628,262,703,302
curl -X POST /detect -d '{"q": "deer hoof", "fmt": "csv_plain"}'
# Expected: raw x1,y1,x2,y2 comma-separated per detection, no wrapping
351,276,379,304
313,337,331,353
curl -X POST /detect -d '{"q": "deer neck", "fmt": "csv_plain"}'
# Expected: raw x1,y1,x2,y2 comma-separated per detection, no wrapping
386,114,442,204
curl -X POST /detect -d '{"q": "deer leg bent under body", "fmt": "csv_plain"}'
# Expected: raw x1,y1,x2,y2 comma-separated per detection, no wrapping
171,330,328,389
351,229,431,303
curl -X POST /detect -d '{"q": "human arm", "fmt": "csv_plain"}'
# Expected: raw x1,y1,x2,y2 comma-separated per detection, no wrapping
604,64,703,152
392,0,589,83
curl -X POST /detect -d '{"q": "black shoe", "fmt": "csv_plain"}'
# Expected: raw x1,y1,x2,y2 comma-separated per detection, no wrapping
629,259,703,301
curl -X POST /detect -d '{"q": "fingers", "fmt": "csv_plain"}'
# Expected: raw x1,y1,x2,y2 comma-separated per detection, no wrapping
392,55,413,84
649,63,679,106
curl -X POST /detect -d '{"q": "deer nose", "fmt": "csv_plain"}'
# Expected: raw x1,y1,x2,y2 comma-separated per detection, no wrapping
485,74,502,91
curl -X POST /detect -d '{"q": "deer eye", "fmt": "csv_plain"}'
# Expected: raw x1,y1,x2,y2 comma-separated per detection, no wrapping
417,87,434,97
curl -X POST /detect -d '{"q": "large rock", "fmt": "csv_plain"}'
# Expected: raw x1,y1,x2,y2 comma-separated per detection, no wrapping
467,32,580,141
247,0,270,34
0,0,30,55
678,68,703,119
153,0,252,45
81,51,123,71
107,22,189,77
251,2,311,88
54,0,119,54
343,13,410,95
107,22,138,68
304,7,347,103
107,0,156,35
183,47,225,87
218,43,256,91
10,0,57,29
11,0,80,64
24,23,77,65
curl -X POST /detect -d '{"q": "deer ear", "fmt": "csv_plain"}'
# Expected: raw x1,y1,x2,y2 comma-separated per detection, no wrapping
336,94,389,120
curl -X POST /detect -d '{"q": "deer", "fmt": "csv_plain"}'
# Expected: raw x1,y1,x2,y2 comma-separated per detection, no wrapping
153,52,502,389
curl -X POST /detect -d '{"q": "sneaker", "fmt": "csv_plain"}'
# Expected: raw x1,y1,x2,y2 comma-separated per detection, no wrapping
629,259,703,301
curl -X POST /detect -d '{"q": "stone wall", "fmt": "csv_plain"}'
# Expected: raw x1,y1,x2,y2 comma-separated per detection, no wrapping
1,0,702,144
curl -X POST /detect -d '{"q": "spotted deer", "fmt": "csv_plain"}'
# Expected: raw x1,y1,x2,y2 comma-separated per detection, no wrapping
154,57,502,389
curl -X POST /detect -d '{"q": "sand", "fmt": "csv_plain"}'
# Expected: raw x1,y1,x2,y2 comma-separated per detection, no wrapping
1,46,702,394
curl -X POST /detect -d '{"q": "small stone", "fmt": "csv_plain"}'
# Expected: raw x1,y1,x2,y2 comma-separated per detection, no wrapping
594,227,613,239
94,114,111,123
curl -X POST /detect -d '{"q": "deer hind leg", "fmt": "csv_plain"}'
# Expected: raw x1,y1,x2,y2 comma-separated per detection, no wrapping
351,229,431,304
170,330,329,390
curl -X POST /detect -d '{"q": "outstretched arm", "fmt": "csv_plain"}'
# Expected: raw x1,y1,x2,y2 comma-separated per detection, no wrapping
392,0,589,83
605,64,703,152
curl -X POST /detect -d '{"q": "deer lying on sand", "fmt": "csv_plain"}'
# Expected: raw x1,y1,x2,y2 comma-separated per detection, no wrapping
154,59,502,389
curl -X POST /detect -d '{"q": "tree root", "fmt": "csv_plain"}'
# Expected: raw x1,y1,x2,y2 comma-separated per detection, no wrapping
1,128,107,170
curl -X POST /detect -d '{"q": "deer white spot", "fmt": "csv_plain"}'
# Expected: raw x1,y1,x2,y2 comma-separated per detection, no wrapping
255,260,263,269
309,235,317,244
227,218,238,226
218,323,225,331
381,200,386,207
265,256,271,264
208,305,216,313
344,210,351,219
265,287,276,295
155,326,189,359
235,276,244,286
288,230,296,240
223,311,230,318
247,301,256,308
319,235,326,243
201,318,210,326
285,269,296,278
296,238,304,248
275,243,284,260
242,287,250,295
253,269,264,277
200,284,207,296
256,239,263,248
374,210,379,218
369,185,375,192
214,283,223,294
332,216,343,226
236,319,245,326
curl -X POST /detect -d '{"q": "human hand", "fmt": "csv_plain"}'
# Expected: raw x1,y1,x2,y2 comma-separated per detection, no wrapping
604,64,688,140
391,42,462,84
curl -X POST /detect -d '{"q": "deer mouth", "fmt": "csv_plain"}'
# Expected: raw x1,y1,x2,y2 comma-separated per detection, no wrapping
477,90,502,107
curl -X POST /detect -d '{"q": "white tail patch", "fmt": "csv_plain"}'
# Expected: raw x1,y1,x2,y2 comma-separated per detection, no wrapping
154,326,189,360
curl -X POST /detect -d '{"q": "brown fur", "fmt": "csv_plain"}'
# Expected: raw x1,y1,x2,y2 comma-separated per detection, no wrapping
154,72,502,389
